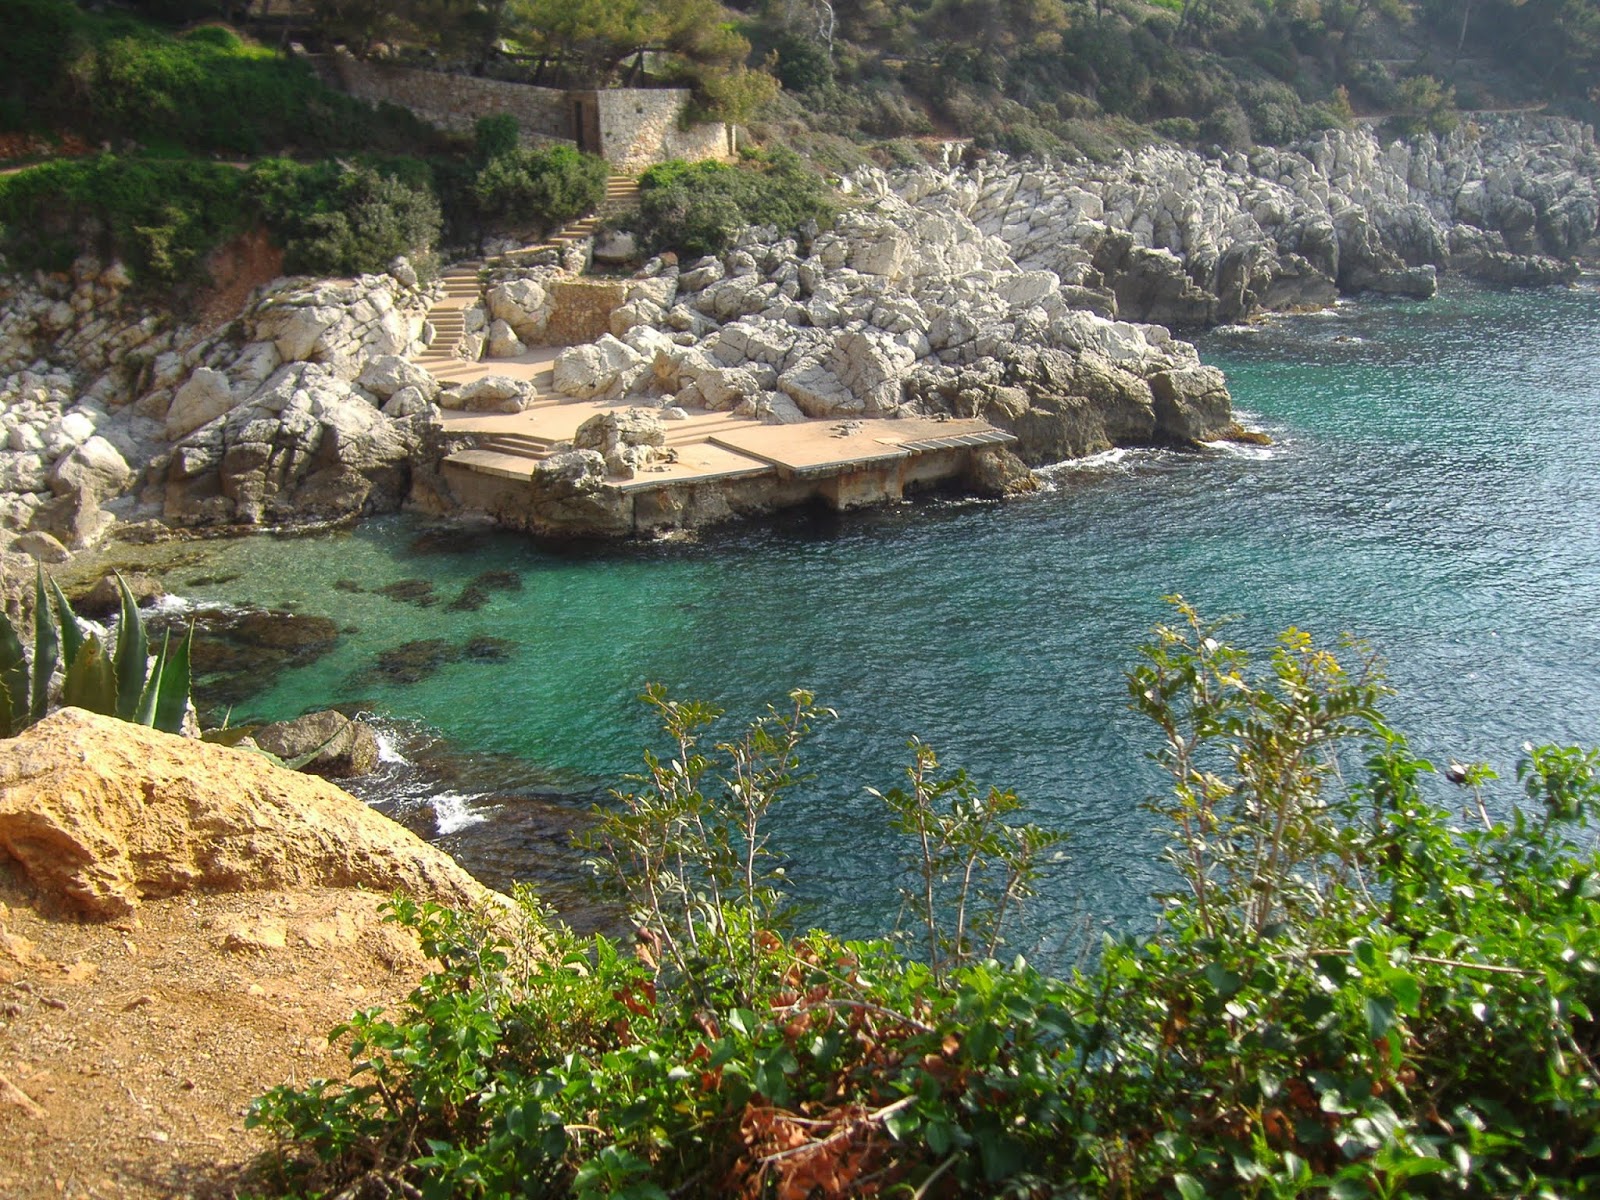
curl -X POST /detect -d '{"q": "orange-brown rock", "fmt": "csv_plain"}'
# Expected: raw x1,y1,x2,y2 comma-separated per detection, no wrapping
0,707,489,919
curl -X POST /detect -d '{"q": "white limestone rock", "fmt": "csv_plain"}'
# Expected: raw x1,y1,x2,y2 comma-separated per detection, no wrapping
358,355,439,402
49,435,134,504
552,336,645,399
486,319,527,359
166,367,237,440
454,375,532,414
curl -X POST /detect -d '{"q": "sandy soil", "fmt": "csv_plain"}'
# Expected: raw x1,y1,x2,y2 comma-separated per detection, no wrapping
0,864,428,1199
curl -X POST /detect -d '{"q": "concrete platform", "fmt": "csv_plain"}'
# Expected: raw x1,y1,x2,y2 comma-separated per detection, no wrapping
710,417,1008,478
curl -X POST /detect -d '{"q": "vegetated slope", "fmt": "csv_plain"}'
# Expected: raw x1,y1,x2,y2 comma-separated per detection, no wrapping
746,0,1600,164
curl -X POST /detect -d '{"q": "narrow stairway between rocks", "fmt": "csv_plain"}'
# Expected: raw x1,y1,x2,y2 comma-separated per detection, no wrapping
412,174,641,390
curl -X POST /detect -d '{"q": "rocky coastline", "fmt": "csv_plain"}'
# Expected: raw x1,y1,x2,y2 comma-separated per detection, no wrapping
0,114,1593,563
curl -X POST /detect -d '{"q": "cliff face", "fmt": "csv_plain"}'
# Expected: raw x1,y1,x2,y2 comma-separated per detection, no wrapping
0,260,437,553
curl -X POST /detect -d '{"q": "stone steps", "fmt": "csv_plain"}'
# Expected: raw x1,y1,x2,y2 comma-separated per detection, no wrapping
663,413,751,445
416,173,639,375
477,431,557,458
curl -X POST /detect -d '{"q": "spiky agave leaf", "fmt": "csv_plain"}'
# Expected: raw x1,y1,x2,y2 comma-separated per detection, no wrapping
111,572,149,721
47,575,84,669
62,636,117,716
0,608,27,737
31,565,58,726
154,623,193,735
133,632,166,727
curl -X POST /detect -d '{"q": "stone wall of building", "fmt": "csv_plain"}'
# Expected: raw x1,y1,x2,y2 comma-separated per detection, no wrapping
589,89,732,173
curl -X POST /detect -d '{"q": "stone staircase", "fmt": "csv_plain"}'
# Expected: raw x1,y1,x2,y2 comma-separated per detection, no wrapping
413,262,483,372
413,174,642,369
445,402,767,483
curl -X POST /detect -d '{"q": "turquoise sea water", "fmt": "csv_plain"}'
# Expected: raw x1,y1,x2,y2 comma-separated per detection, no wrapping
166,282,1600,951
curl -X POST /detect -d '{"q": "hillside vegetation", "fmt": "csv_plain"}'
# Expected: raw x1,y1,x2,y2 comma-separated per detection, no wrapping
1,0,1596,285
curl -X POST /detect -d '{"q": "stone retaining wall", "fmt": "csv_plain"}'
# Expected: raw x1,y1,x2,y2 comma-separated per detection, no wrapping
546,280,629,345
324,55,573,143
320,54,731,170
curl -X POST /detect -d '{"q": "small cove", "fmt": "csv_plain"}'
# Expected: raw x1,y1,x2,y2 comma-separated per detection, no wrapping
147,281,1600,951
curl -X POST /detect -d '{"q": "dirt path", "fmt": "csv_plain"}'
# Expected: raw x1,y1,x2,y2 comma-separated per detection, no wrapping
0,866,428,1199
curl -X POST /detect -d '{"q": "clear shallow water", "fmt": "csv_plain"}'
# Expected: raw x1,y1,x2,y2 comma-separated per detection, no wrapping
162,282,1600,952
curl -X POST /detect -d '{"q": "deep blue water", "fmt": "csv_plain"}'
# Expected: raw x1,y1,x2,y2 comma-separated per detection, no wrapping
166,282,1600,953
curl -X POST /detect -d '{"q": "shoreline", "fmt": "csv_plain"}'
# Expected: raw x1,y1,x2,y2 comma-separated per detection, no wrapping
0,114,1592,562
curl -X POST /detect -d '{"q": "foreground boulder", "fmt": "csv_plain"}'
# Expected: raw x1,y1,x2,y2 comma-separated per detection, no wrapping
0,708,487,919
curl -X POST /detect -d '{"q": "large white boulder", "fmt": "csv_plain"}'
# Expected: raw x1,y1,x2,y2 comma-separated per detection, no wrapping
50,435,134,503
552,335,644,399
166,367,237,440
358,355,439,402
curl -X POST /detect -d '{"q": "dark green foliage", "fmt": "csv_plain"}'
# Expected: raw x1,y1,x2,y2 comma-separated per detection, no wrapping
4,0,437,156
473,114,522,164
0,155,246,286
243,158,441,277
471,145,609,234
770,31,835,93
635,148,834,257
252,605,1600,1197
0,154,444,286
0,0,82,129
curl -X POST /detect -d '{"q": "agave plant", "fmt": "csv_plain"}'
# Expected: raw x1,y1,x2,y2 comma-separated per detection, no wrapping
0,567,192,737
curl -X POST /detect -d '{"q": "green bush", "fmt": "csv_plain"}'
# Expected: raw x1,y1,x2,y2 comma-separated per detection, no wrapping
245,158,442,277
635,148,834,257
250,604,1600,1197
1153,115,1201,142
473,113,522,164
0,154,247,285
1,0,82,129
8,1,440,157
471,145,610,234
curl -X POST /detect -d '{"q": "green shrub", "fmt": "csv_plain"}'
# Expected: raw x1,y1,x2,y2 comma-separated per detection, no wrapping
251,603,1600,1197
635,147,834,257
471,145,610,233
771,31,835,93
245,158,442,277
0,154,247,285
973,123,1064,161
14,4,441,157
1390,74,1460,138
1153,115,1202,142
473,113,522,163
1,0,81,129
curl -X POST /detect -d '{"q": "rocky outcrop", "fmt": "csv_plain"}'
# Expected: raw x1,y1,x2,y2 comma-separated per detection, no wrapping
893,114,1595,328
0,258,436,546
527,193,1236,467
0,708,487,920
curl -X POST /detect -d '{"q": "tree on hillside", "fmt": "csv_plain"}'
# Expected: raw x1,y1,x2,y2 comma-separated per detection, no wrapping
506,0,751,86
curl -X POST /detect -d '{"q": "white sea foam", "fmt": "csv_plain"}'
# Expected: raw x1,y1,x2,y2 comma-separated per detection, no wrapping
146,593,192,617
432,792,489,835
1210,440,1276,460
366,720,410,766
